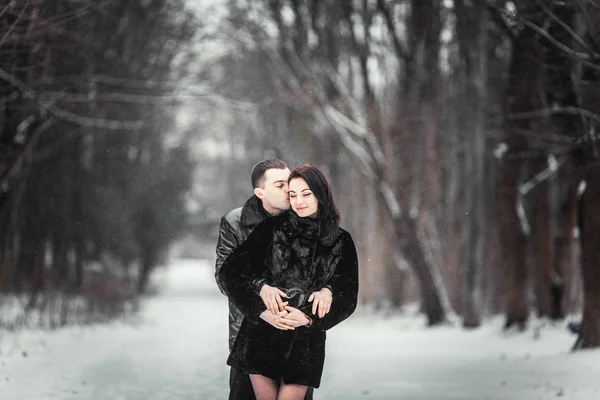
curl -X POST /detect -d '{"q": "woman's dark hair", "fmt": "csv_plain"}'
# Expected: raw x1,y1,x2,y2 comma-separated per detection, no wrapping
288,163,341,245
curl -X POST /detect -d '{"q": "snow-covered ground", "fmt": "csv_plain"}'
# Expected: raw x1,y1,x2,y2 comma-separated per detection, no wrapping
1,259,599,400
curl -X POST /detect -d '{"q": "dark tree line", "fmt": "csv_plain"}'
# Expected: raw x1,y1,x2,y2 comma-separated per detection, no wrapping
204,0,600,348
0,1,198,327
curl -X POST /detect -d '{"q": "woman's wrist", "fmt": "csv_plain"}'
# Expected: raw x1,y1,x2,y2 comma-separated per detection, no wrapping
253,278,269,294
304,313,313,327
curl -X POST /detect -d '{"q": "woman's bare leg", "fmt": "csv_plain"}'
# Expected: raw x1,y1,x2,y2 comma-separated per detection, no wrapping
249,374,279,400
277,383,308,400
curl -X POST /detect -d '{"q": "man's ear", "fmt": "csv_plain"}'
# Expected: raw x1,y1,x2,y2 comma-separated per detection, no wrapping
254,187,265,199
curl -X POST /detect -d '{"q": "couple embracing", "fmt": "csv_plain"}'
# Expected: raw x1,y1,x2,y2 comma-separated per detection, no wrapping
215,160,359,400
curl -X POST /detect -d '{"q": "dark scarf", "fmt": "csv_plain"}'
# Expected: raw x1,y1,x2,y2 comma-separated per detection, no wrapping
270,212,342,290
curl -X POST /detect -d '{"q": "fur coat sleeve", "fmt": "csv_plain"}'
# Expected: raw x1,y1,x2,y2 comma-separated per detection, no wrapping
216,218,274,324
300,230,359,331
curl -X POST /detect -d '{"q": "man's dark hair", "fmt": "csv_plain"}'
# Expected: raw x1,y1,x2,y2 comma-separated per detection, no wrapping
288,163,341,245
251,159,288,189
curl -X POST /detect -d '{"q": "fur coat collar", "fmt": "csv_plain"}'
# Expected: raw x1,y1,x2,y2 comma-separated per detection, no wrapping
239,195,271,231
269,213,343,291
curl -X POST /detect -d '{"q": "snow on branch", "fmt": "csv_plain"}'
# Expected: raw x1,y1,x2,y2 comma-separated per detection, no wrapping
519,155,564,195
1,117,57,189
488,1,600,71
516,193,531,236
262,38,387,179
314,110,376,180
379,181,401,218
320,64,387,167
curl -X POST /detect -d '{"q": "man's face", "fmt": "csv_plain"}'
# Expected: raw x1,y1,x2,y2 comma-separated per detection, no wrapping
255,168,291,215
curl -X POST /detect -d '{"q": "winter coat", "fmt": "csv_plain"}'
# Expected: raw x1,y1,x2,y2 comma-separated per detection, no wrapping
216,213,359,388
215,196,273,350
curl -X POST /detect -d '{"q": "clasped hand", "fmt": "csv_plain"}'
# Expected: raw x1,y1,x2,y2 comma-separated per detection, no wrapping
259,284,332,329
259,306,310,330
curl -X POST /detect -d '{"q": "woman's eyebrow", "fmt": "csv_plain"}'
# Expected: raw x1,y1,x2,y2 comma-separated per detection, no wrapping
301,188,311,192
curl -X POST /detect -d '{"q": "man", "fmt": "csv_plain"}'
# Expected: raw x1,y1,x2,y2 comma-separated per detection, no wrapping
215,159,315,400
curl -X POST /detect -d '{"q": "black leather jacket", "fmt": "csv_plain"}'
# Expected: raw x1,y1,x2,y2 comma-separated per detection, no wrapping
215,195,272,351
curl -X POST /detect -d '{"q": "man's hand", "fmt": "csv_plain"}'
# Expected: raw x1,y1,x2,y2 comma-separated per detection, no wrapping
259,284,288,314
308,287,332,318
283,306,311,327
260,309,296,330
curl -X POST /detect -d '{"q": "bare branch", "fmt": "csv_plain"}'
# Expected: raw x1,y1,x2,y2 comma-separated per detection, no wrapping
0,2,15,21
0,67,146,130
33,74,208,94
38,91,221,106
376,0,411,64
315,110,376,179
538,0,594,53
497,106,600,124
486,2,516,40
319,64,387,167
576,1,600,50
490,1,600,71
0,0,30,49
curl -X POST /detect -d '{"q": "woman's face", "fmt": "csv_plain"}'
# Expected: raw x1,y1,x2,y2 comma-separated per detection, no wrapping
289,177,318,218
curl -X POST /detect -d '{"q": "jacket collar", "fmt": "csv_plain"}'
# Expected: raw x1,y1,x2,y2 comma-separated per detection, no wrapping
240,195,272,229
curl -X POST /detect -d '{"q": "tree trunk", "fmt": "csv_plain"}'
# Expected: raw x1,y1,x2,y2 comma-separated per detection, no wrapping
540,1,580,320
393,215,447,325
456,1,489,328
498,155,529,330
553,168,578,317
574,172,600,348
532,162,553,317
499,11,544,329
573,0,600,349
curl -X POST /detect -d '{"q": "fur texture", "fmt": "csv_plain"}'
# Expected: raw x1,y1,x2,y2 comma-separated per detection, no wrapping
217,213,359,388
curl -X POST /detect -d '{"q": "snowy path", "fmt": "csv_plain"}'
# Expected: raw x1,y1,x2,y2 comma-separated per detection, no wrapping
1,259,599,400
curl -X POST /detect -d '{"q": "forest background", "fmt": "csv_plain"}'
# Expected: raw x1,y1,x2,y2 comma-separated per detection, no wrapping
1,0,600,350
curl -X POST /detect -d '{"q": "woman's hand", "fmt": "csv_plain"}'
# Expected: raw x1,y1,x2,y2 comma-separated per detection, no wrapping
283,306,311,327
308,287,332,318
260,309,296,330
259,284,288,314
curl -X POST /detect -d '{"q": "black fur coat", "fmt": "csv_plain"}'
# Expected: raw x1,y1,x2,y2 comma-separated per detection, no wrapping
217,213,359,388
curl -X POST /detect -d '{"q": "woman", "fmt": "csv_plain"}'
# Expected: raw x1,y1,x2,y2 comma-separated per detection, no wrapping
217,163,359,400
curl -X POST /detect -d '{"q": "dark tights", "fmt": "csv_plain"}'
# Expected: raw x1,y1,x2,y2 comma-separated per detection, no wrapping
249,374,308,400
